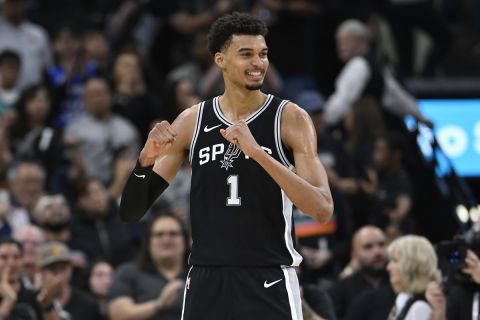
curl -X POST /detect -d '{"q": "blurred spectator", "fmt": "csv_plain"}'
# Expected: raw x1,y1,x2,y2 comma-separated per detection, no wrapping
70,178,133,267
296,266,337,320
253,0,321,99
341,97,385,228
7,160,46,226
384,0,450,77
0,190,16,235
83,30,111,77
0,0,52,89
9,84,67,192
445,249,480,319
0,237,55,319
64,77,139,196
364,132,414,240
386,235,441,319
108,213,189,320
85,259,113,317
112,52,160,142
13,224,45,290
33,195,72,244
323,19,431,127
329,226,389,319
0,50,21,113
37,241,103,319
47,25,99,129
166,32,223,100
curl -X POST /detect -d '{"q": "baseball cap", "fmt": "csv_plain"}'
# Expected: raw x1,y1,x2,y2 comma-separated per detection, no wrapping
38,242,71,268
295,90,325,114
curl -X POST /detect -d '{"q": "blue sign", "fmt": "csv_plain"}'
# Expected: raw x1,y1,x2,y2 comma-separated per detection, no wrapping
415,99,480,177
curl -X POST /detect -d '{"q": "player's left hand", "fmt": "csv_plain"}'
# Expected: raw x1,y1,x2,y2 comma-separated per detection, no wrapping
220,120,262,159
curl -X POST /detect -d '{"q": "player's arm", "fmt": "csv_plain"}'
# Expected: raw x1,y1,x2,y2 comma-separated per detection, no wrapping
220,103,333,223
119,106,197,223
278,102,333,222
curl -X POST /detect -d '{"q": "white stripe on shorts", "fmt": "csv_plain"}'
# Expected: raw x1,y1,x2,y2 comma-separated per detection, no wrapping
281,266,303,320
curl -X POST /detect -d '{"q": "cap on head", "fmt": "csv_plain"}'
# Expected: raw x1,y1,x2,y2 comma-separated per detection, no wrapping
37,242,71,268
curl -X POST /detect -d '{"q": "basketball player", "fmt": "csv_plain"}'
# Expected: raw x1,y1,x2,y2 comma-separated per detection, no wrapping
119,12,333,320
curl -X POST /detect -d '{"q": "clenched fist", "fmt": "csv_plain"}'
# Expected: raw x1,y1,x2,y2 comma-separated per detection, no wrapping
220,120,262,159
139,121,178,166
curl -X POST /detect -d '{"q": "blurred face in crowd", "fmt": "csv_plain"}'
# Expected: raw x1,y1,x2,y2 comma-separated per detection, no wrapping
0,59,20,89
25,87,51,125
175,80,200,111
373,137,393,170
84,32,109,64
35,196,71,243
78,179,109,217
386,253,400,291
54,29,82,59
353,226,388,274
10,163,45,211
113,53,143,84
0,243,23,282
83,79,112,119
215,34,269,91
149,217,186,266
13,226,44,272
336,29,365,62
42,262,72,291
89,261,113,297
2,0,26,25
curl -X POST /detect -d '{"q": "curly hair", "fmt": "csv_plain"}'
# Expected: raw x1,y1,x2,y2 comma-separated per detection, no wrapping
207,12,268,55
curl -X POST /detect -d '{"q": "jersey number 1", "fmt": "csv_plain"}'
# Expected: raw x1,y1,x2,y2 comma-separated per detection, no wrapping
226,175,241,206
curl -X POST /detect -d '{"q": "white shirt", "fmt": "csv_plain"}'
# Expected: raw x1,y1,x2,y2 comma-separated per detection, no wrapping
393,292,432,320
0,16,53,89
323,56,423,125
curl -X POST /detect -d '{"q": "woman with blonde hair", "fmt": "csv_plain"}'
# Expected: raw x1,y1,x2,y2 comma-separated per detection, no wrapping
387,235,441,320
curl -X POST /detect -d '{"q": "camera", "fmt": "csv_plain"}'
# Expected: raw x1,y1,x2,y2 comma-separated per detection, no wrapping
436,228,480,284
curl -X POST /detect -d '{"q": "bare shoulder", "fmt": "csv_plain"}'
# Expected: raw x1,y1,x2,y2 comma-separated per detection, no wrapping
280,102,316,148
168,104,201,150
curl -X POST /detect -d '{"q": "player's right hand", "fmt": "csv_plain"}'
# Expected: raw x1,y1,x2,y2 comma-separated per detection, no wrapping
139,121,177,166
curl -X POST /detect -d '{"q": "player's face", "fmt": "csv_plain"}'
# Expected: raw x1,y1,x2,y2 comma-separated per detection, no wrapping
387,254,400,292
216,34,269,91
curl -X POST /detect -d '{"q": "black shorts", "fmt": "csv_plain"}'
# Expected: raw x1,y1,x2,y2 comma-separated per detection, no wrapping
180,265,303,320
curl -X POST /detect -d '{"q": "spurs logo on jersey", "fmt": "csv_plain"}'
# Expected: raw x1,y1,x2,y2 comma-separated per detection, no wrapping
189,95,303,268
220,143,241,170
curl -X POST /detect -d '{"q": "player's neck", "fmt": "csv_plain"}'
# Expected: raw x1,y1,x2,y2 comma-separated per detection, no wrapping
219,89,267,122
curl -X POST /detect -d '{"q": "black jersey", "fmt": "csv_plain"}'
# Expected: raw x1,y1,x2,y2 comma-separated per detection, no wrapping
189,94,303,267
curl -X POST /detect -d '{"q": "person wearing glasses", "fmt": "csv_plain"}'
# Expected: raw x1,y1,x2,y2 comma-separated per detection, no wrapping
107,213,190,320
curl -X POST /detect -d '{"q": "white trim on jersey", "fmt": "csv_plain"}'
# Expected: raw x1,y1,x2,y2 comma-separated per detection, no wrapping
274,100,294,168
180,266,194,320
189,102,205,163
281,190,303,266
213,94,273,125
281,266,303,320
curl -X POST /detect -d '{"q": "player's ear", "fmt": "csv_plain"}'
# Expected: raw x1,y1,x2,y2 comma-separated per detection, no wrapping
214,52,225,68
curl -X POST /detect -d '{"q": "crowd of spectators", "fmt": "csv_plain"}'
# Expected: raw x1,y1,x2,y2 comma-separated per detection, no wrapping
0,0,478,319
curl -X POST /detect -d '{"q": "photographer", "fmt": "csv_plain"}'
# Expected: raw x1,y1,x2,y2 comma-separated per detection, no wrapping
446,249,480,319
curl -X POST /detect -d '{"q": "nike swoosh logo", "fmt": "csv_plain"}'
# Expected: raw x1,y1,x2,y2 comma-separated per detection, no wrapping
204,124,221,132
264,279,283,288
134,173,146,179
